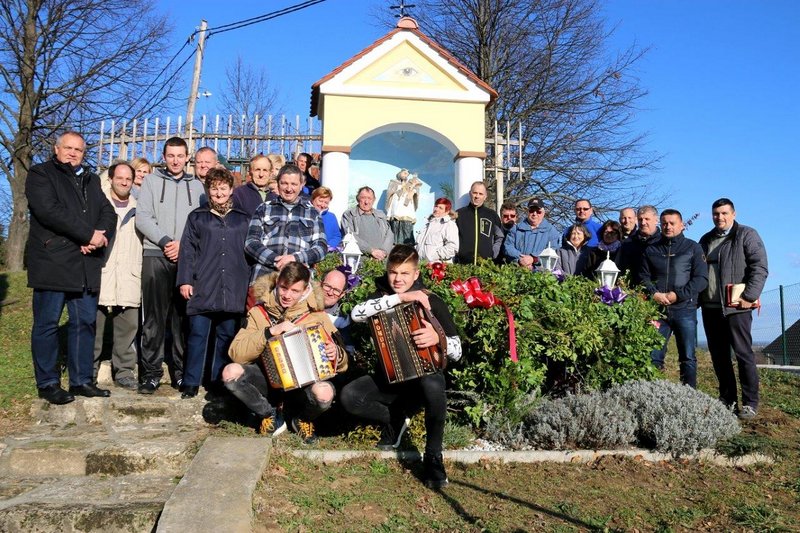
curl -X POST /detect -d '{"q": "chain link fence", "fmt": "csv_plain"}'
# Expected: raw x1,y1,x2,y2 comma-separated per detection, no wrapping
753,282,800,365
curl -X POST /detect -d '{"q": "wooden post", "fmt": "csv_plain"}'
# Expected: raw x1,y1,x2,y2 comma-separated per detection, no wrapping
185,19,208,153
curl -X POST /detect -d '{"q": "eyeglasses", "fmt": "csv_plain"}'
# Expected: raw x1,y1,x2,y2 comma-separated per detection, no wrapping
502,214,517,219
321,283,344,297
575,207,591,212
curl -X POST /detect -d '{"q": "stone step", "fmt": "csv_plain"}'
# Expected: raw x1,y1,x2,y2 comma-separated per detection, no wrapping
0,432,203,477
0,474,174,533
30,388,238,429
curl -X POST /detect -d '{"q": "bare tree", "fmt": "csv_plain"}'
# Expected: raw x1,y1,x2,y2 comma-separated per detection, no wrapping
0,0,178,271
387,0,662,222
216,56,281,142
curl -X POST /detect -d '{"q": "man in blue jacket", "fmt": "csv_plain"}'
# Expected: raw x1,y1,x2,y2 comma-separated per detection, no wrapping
564,198,602,247
503,198,562,270
699,198,768,419
640,209,708,388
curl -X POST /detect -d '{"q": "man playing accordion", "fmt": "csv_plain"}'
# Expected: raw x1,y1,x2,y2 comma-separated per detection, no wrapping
224,263,348,443
341,244,462,489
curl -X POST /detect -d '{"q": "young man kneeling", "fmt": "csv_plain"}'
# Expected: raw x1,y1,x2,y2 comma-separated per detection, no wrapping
223,263,348,443
341,245,461,489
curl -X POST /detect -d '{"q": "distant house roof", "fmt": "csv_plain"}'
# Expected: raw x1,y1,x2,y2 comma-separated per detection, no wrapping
310,16,497,117
762,318,800,364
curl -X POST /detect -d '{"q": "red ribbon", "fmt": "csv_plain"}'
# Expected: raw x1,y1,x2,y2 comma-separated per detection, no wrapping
450,277,518,362
430,262,447,282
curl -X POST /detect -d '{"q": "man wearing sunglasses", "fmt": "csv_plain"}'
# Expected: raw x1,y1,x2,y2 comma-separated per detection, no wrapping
565,198,602,247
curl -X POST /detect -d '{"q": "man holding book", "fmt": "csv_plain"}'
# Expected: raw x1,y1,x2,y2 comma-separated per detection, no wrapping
699,198,768,420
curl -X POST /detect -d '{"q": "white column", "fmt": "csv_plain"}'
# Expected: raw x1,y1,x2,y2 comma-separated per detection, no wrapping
454,156,484,208
321,151,350,217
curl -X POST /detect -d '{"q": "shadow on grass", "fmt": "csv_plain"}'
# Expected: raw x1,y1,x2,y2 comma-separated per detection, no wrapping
436,478,601,531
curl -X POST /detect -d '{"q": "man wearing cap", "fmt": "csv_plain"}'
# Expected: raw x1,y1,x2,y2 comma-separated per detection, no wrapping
454,181,504,264
503,198,562,270
565,199,602,247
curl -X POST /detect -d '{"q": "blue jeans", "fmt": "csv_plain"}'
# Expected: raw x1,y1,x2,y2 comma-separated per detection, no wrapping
184,313,238,387
31,289,98,388
650,306,698,388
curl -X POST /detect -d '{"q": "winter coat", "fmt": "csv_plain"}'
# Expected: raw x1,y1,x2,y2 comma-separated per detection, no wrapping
319,209,342,249
504,219,562,262
98,191,143,307
699,221,768,315
454,204,504,264
416,215,459,263
228,273,348,373
25,157,117,292
177,205,251,316
135,168,206,255
557,242,591,276
618,228,662,286
640,232,708,310
231,181,267,217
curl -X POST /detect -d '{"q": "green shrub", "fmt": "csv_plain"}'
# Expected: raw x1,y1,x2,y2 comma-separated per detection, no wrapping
316,254,664,427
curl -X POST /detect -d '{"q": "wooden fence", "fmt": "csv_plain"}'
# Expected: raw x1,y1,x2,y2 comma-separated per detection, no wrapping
94,114,322,168
92,114,524,203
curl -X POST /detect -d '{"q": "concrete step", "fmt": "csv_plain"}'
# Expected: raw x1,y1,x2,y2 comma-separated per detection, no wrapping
0,474,174,533
1,432,203,477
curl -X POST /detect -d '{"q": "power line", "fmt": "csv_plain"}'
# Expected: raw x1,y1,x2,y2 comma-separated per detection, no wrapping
205,0,328,38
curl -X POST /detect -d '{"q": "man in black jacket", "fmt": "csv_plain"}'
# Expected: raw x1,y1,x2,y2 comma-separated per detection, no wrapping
699,198,768,419
25,131,117,404
617,205,661,286
454,181,504,264
640,209,708,388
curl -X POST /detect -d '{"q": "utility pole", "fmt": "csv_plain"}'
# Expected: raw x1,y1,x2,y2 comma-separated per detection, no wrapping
185,19,208,153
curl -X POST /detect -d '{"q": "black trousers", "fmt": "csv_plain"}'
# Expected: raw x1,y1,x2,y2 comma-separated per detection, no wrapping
340,372,447,455
224,364,333,421
140,256,187,383
701,307,760,409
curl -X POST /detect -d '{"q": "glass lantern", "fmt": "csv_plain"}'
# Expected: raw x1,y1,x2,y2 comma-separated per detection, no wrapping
539,242,559,272
340,233,362,273
595,251,620,288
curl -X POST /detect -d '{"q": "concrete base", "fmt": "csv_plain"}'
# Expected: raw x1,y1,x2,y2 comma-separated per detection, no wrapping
156,437,271,533
291,448,773,467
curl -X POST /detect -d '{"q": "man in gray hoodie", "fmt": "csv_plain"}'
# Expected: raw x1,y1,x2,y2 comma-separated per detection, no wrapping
135,137,206,394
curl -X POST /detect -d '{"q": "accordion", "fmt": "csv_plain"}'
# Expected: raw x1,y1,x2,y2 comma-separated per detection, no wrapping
261,324,337,390
368,302,447,384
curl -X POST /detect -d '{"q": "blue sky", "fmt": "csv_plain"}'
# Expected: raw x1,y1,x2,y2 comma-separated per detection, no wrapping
159,0,798,295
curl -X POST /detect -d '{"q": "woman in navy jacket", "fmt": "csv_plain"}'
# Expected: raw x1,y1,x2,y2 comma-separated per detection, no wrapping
177,168,250,397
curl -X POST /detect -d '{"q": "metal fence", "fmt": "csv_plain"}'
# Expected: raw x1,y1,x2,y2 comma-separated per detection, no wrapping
753,282,800,365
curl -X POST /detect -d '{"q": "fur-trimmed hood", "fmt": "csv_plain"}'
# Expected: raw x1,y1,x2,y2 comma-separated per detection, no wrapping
251,272,327,321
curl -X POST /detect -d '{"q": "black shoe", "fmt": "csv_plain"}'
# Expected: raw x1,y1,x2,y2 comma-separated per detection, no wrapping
377,416,410,451
181,386,199,399
423,453,449,489
138,379,159,395
69,383,111,397
38,384,75,405
290,417,319,445
115,376,138,390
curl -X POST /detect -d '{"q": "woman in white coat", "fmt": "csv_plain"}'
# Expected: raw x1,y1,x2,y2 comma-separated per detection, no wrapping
416,197,459,263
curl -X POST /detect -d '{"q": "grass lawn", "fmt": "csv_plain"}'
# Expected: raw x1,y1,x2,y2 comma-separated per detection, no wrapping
253,351,800,532
2,271,799,531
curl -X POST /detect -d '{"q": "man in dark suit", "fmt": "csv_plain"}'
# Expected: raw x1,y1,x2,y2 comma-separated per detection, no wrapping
25,131,117,404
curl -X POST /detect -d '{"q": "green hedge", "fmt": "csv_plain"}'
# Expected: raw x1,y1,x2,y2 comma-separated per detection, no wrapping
316,255,663,426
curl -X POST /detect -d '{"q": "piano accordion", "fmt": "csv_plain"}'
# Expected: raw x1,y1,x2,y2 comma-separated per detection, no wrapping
261,324,337,390
368,302,447,384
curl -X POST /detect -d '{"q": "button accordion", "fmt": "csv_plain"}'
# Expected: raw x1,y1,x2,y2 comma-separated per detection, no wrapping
261,324,337,390
368,302,447,384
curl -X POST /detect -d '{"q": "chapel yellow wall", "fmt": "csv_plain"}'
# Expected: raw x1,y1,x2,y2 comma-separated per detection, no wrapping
319,95,485,153
345,41,468,93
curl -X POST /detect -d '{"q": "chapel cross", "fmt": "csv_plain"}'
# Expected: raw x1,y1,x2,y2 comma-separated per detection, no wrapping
390,1,416,18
